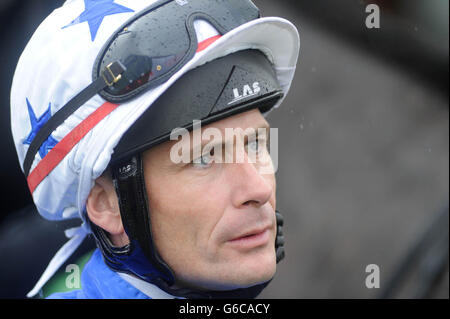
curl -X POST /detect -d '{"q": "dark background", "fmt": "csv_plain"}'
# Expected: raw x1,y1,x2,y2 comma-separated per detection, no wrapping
0,0,448,298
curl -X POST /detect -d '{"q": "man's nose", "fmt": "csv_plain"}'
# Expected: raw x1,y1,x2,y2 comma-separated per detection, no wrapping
228,151,273,209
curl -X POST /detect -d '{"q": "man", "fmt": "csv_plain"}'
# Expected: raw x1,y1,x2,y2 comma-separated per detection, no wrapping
10,0,300,299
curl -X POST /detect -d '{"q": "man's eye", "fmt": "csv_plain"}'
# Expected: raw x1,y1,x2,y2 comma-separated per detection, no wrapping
192,153,213,168
247,140,259,152
248,138,267,152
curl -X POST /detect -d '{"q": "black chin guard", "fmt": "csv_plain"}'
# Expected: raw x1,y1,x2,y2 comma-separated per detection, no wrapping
111,154,175,283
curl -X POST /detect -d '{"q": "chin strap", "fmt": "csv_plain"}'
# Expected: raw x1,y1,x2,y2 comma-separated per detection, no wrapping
275,211,285,263
91,154,286,299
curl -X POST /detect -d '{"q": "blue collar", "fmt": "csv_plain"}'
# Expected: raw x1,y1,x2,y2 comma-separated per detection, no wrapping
47,248,270,299
48,249,150,299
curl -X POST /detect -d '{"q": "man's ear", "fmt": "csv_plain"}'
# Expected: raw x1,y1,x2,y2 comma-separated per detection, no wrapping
86,174,125,239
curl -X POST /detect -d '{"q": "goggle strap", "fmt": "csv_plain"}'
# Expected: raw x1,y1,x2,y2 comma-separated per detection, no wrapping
23,61,126,177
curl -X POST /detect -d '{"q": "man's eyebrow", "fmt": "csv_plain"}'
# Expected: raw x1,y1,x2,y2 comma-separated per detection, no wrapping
191,122,271,154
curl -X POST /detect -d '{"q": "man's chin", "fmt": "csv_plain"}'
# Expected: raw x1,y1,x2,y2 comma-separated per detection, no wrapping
194,273,275,292
213,256,277,291
174,249,277,292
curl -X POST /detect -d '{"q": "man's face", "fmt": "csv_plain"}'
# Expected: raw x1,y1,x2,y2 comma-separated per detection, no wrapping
143,108,277,291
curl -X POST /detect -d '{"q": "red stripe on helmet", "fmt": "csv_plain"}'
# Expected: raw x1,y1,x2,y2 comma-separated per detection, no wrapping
196,35,222,52
27,102,119,193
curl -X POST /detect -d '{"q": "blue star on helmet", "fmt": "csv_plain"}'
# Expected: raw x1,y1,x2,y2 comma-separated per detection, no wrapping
23,98,59,159
63,0,134,41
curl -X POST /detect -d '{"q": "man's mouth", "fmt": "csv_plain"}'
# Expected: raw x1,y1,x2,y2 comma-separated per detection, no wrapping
227,225,271,249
